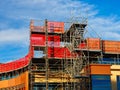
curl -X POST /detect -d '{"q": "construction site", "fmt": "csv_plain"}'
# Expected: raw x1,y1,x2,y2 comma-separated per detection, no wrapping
0,18,120,90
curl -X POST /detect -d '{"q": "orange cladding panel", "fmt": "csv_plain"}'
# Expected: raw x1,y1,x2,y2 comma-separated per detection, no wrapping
47,21,64,33
8,78,16,87
25,71,29,90
89,64,111,75
103,40,120,53
0,80,8,88
87,38,101,50
0,71,28,89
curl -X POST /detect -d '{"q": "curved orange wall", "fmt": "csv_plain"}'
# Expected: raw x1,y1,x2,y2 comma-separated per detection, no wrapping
0,71,29,90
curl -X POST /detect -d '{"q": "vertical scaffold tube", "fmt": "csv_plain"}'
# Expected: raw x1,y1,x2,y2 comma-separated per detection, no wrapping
45,19,49,90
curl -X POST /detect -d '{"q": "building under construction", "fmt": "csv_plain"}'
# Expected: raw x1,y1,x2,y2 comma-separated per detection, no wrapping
0,19,120,90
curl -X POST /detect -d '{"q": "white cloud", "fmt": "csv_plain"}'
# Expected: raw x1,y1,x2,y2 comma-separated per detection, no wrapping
103,32,120,40
1,0,120,43
0,0,120,62
3,0,96,21
0,28,29,62
0,28,29,46
87,15,120,40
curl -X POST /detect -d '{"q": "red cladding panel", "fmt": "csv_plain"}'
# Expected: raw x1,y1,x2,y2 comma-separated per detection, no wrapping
0,53,31,73
79,43,86,49
48,36,60,47
31,34,60,47
31,34,45,46
48,47,72,58
0,44,33,73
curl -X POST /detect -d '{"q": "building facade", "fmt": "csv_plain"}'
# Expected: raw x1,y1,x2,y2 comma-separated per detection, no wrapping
0,19,120,90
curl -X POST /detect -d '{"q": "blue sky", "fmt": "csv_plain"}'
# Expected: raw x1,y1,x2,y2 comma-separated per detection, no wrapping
0,0,120,63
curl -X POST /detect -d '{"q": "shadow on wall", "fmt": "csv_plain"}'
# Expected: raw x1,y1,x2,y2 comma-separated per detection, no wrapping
111,80,117,90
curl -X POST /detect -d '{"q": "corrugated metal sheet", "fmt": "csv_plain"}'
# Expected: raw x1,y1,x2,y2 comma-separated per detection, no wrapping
91,75,111,90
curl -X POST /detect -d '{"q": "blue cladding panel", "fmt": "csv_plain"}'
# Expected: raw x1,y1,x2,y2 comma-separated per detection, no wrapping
117,76,120,90
92,75,110,80
92,87,110,90
91,75,111,90
99,58,120,64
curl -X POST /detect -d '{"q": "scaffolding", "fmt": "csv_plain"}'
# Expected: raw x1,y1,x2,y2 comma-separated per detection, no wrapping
1,17,120,90
63,19,90,90
0,18,104,90
29,19,67,90
20,18,120,90
29,18,91,90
